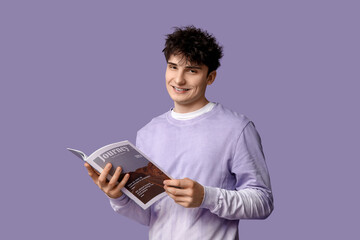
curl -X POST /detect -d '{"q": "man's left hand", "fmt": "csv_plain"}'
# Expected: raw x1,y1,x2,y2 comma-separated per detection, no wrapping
163,178,204,208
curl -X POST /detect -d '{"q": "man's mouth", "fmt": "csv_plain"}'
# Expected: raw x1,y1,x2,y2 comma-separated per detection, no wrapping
173,86,190,92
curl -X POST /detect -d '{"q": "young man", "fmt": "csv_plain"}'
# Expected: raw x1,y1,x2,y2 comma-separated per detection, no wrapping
85,26,273,239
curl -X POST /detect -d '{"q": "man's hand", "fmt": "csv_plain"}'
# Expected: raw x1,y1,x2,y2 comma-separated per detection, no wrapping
163,178,204,208
84,162,130,199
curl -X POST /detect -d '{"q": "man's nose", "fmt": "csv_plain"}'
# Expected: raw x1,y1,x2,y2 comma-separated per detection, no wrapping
174,71,186,85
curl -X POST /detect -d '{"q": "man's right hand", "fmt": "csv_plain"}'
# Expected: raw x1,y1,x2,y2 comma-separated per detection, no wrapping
84,162,130,199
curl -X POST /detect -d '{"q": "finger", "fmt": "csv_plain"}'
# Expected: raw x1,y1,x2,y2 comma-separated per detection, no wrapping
166,191,192,204
173,196,192,203
84,163,100,175
164,178,193,189
108,166,122,188
163,179,180,187
165,190,183,199
98,163,112,187
165,185,191,196
175,201,193,208
165,189,177,200
114,173,130,192
84,163,99,182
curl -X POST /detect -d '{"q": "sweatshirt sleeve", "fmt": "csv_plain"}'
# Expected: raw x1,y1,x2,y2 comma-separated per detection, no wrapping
109,195,151,226
200,122,274,220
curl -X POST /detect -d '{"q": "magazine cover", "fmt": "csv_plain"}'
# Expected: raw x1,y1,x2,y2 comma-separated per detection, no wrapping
68,141,171,209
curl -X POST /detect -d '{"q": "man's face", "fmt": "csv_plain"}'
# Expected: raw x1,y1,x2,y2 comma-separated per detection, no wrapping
165,54,216,113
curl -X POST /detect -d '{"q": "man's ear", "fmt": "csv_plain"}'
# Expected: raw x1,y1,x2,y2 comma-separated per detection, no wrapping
207,71,217,85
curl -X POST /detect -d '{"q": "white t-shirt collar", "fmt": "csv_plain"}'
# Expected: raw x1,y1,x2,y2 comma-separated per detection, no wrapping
171,102,216,120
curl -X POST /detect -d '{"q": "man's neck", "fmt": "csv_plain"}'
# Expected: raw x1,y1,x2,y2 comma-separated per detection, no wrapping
173,99,209,113
171,102,215,121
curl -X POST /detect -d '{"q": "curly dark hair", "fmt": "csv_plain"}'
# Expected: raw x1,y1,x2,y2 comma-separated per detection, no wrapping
162,25,223,75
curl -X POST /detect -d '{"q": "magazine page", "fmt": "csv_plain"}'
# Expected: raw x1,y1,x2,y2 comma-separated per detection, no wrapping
86,140,171,209
67,148,88,161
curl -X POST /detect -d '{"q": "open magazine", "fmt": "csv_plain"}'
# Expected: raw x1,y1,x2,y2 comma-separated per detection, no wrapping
67,140,171,210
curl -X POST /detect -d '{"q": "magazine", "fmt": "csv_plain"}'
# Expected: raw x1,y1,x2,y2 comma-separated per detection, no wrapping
67,140,171,210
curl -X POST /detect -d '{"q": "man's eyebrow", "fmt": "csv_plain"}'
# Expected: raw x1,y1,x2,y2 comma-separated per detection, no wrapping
167,61,202,69
185,65,202,69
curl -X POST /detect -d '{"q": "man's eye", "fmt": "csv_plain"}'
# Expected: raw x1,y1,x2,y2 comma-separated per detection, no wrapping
189,69,197,73
169,65,177,69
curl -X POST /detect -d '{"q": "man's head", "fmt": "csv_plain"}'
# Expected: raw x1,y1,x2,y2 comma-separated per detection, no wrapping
163,25,223,76
163,26,224,113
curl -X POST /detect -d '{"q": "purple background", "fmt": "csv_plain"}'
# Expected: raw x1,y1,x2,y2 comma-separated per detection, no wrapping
1,1,359,239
